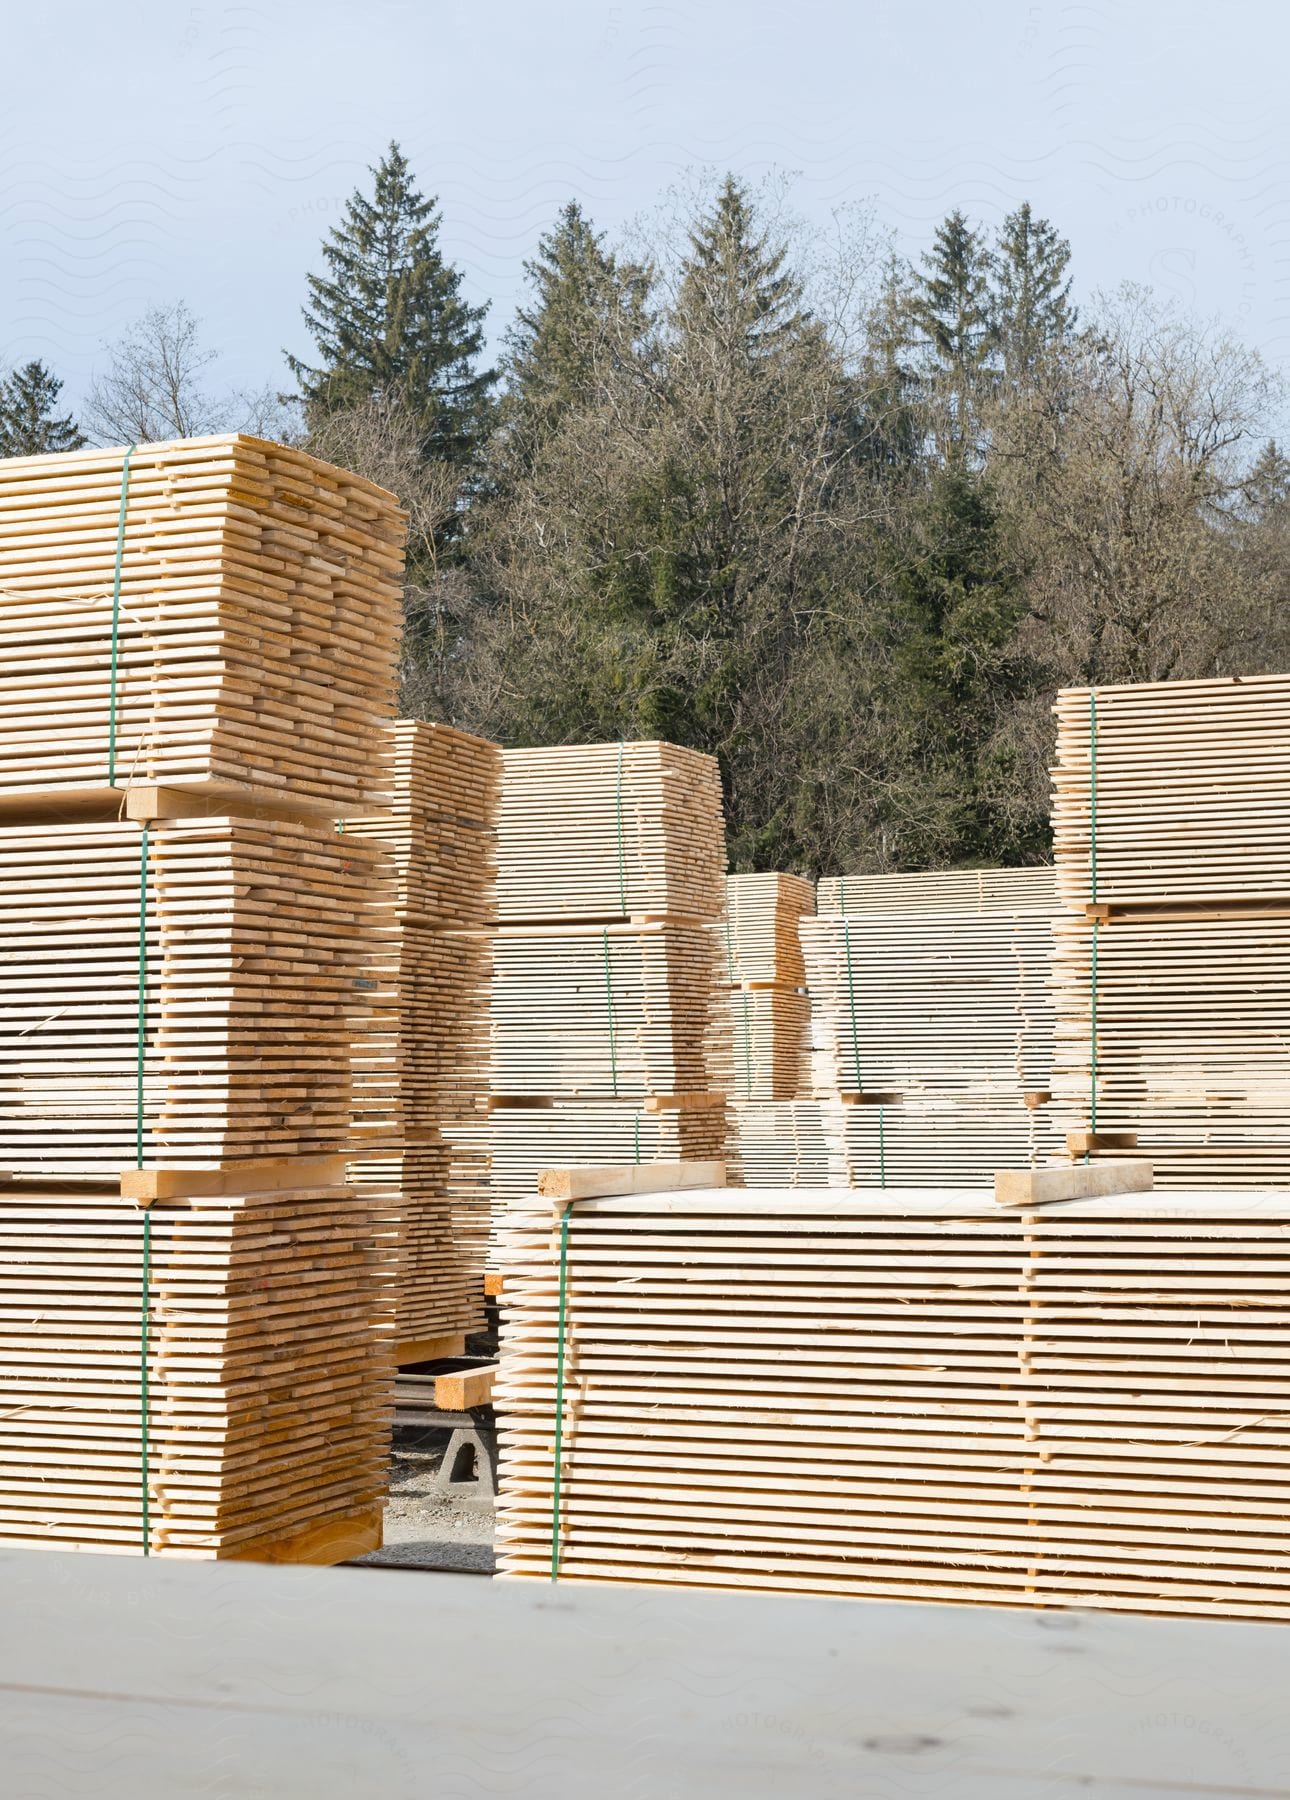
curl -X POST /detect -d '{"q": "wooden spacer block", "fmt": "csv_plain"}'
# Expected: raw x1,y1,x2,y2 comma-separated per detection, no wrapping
484,1273,506,1297
121,1155,349,1205
433,1365,496,1410
994,1159,1153,1209
838,1092,902,1107
641,1093,726,1113
1065,1130,1139,1157
540,1161,727,1205
1023,1091,1052,1110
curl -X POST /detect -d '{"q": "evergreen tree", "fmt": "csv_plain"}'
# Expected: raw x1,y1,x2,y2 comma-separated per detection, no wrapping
991,202,1075,380
503,201,651,450
675,175,811,358
882,466,1041,863
288,143,494,464
907,209,993,454
0,360,85,455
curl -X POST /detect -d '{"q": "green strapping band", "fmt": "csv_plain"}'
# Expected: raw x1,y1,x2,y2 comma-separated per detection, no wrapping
602,928,618,1096
614,739,627,914
739,985,753,1098
1089,689,1099,1153
877,1102,886,1190
633,1113,640,1165
137,823,150,1555
551,1206,572,1581
107,443,136,788
141,1212,151,1557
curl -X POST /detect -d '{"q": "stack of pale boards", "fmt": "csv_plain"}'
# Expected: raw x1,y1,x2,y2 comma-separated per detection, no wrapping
0,433,405,1561
1052,674,1290,1187
727,868,1064,1189
717,874,822,1184
495,1173,1290,1622
348,720,499,1352
486,743,729,1238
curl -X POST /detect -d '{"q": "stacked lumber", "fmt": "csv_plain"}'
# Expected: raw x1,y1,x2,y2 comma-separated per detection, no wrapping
801,871,1063,1187
348,722,500,1353
495,1179,1290,1622
0,816,392,1176
818,868,1058,915
0,435,405,1561
712,874,822,1183
497,742,725,922
717,874,815,986
0,1180,394,1560
1051,676,1290,1186
722,1100,836,1186
0,435,402,815
488,741,728,1233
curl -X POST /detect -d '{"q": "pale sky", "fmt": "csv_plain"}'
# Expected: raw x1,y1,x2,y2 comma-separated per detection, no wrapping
4,0,1289,410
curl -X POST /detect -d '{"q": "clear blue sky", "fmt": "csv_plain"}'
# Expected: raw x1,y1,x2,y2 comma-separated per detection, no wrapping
5,0,1289,408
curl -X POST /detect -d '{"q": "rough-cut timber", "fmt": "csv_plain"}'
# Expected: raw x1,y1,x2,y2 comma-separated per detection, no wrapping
496,1180,1290,1621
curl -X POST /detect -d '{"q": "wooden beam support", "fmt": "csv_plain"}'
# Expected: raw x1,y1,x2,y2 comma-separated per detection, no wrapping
994,1158,1153,1209
539,1161,727,1205
1066,1130,1139,1158
484,1273,505,1298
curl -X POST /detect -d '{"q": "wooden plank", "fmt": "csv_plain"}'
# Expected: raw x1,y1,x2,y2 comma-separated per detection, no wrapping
121,1156,349,1204
538,1162,727,1203
7,1549,1290,1798
994,1159,1154,1207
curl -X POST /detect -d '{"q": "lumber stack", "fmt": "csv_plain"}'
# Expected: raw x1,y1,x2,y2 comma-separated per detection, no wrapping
0,434,405,1561
0,435,401,814
495,1178,1290,1622
714,873,823,1185
801,870,1063,1187
487,742,728,1225
348,721,500,1355
1051,675,1290,1186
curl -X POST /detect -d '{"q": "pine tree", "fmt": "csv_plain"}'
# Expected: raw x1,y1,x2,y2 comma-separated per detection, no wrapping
288,143,494,464
675,175,810,358
884,466,1040,863
0,361,85,455
907,210,993,454
503,201,651,449
992,202,1075,380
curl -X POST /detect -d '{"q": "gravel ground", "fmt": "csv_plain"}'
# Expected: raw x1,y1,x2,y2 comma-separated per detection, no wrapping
354,1427,497,1573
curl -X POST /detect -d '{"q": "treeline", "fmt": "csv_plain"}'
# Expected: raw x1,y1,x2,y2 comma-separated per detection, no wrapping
7,145,1288,873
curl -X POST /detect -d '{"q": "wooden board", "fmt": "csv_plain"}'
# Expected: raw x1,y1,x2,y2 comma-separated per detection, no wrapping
994,1159,1154,1206
8,1549,1290,1798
